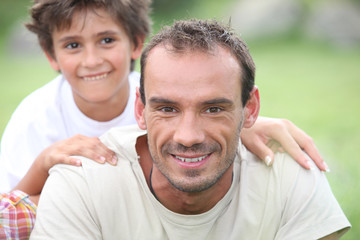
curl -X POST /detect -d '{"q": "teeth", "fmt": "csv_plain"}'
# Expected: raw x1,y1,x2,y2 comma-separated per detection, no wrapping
83,73,108,81
175,154,208,163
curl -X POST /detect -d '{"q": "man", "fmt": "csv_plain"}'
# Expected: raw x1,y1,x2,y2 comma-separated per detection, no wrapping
31,19,350,239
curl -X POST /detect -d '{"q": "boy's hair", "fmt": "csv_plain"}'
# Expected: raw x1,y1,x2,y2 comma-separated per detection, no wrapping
140,19,256,106
26,0,152,71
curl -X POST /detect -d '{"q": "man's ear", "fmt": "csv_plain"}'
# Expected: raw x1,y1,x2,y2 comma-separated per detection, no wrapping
135,87,147,130
243,86,260,128
44,51,60,71
131,35,146,60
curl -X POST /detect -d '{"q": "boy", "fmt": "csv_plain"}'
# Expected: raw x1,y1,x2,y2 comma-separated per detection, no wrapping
0,0,151,195
1,0,149,238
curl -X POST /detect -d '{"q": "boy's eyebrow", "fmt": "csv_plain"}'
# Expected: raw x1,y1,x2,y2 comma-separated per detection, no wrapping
97,30,121,37
57,30,121,43
57,36,78,44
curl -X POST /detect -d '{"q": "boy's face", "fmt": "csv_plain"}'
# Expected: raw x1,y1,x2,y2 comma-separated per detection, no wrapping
47,8,143,118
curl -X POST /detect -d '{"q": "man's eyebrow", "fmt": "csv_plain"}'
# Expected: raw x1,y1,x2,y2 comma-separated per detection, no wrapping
148,97,234,106
148,97,177,105
202,98,233,105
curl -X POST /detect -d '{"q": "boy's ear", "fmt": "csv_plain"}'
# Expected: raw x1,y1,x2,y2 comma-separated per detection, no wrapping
44,51,60,71
135,87,147,130
131,35,146,60
243,86,260,128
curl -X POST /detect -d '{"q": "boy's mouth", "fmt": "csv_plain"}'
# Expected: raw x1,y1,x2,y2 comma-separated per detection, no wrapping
83,72,108,81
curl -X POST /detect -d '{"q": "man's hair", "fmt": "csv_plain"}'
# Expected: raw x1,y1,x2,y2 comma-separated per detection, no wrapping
140,19,255,106
26,0,152,71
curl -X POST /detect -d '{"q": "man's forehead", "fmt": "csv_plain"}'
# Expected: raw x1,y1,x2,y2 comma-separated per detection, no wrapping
148,43,217,59
143,44,242,104
146,44,240,74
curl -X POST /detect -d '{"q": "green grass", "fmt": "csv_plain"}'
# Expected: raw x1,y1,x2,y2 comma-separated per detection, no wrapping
1,37,359,239
0,0,359,238
249,38,360,239
0,56,56,134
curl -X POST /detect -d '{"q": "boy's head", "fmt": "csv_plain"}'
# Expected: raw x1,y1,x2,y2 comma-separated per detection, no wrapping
26,0,152,71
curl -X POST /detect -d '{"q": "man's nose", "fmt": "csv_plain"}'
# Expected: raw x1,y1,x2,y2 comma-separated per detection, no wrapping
173,113,206,147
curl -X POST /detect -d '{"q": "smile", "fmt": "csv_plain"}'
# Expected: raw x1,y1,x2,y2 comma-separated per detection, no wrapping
173,154,209,163
83,73,108,81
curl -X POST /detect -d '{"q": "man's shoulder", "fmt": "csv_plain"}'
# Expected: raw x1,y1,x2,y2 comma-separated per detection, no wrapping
48,126,145,183
100,125,146,159
49,157,132,189
240,144,307,175
239,146,321,193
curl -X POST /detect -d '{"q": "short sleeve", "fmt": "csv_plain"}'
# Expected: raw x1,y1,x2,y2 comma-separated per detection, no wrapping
274,153,351,239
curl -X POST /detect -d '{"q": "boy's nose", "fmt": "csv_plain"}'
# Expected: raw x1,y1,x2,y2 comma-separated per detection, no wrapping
82,48,104,68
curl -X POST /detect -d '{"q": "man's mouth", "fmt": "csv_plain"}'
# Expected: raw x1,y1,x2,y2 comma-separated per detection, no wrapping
173,154,210,163
83,72,108,81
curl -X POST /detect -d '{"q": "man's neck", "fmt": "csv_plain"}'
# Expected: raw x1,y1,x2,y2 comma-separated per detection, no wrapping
150,165,233,215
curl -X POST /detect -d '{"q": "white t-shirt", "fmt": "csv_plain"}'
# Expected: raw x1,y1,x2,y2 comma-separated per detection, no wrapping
0,73,139,192
31,125,350,240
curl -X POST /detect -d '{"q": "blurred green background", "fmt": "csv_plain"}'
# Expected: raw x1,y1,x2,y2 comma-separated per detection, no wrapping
0,0,359,238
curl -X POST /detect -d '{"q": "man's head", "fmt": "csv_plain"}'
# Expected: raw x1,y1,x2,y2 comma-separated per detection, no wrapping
140,19,255,107
26,0,151,71
135,19,260,194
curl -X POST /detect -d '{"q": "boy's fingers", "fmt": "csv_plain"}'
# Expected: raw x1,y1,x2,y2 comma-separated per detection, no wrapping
68,157,82,166
74,139,118,166
246,140,274,166
284,123,328,172
293,135,327,172
272,132,313,170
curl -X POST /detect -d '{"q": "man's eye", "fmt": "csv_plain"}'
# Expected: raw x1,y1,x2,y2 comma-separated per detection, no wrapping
160,107,176,113
65,42,79,49
101,38,114,44
206,107,222,113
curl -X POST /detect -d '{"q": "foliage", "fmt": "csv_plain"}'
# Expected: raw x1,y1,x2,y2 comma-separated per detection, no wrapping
0,0,30,35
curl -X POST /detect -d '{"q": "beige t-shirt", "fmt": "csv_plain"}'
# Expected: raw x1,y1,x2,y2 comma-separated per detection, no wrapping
31,125,350,240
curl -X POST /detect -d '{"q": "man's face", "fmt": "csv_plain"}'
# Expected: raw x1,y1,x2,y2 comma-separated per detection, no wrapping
137,45,247,192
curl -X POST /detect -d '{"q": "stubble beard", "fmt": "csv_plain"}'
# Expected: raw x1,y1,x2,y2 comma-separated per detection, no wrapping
148,117,243,193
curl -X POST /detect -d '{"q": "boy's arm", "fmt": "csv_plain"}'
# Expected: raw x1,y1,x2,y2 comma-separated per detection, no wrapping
13,134,117,204
241,117,328,171
14,117,326,202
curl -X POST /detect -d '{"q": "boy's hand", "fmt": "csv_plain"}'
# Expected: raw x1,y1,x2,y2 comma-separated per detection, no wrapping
241,117,329,171
13,135,117,197
39,134,117,171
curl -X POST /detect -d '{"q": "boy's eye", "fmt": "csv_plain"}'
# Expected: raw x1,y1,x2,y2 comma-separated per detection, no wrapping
206,107,222,113
101,38,114,44
65,42,79,49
